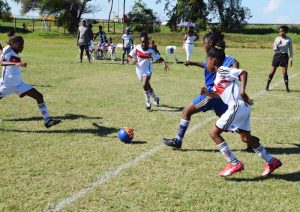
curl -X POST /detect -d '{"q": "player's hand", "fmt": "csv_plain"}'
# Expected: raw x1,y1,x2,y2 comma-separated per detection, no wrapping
163,62,168,72
21,62,27,68
240,92,254,106
277,40,282,47
200,87,208,95
290,60,293,67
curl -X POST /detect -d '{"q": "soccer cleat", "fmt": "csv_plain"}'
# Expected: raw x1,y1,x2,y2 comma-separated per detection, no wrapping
45,118,61,128
261,158,282,176
162,138,182,148
219,162,244,177
154,97,160,107
265,84,270,91
244,145,255,153
286,88,290,93
145,102,151,110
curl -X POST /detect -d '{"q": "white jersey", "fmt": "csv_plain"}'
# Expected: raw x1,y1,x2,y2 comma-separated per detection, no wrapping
185,35,196,45
273,36,293,59
213,66,244,106
0,46,22,86
129,45,161,80
122,34,133,48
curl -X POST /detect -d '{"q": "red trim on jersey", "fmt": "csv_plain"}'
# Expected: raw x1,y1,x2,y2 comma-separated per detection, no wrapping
214,80,231,94
9,55,21,63
136,49,152,59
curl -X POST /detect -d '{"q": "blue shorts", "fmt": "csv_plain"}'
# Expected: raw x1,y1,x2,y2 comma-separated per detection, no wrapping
192,94,228,116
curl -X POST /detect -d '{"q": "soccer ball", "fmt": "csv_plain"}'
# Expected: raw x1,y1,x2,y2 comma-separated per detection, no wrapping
118,127,134,143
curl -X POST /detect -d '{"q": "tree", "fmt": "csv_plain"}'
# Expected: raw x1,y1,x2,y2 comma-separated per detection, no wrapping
157,0,209,31
13,0,95,33
208,0,251,32
0,0,12,21
108,0,113,32
127,0,160,33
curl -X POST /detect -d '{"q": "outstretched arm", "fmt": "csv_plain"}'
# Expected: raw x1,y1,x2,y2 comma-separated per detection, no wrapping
185,61,205,68
1,61,27,67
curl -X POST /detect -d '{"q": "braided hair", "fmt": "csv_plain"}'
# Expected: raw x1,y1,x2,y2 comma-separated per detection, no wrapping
207,40,226,67
203,28,225,48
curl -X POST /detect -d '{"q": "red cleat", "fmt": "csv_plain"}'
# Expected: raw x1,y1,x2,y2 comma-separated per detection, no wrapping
219,162,244,177
262,158,282,176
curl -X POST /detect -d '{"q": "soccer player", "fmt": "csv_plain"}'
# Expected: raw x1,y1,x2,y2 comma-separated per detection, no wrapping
122,27,134,64
107,37,116,61
266,25,293,93
77,19,91,63
0,35,61,128
94,25,108,60
163,29,240,148
201,41,282,177
128,32,168,110
184,27,199,62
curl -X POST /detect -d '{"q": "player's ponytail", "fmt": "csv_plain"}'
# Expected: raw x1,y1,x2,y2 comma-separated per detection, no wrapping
204,28,225,48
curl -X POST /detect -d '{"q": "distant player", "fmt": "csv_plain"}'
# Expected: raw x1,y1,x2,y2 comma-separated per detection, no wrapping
94,25,108,59
201,41,282,177
107,37,116,61
184,27,199,62
163,29,241,148
0,35,61,128
266,25,293,92
77,19,91,63
122,27,134,64
128,32,168,110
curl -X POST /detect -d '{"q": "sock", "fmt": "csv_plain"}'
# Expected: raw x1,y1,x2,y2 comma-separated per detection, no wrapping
150,89,157,100
253,145,274,164
217,141,239,165
267,73,274,85
175,119,190,144
38,103,50,122
144,90,151,103
284,74,289,90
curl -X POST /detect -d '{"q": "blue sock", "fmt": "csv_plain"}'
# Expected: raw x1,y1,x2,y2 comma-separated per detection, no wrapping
175,119,190,144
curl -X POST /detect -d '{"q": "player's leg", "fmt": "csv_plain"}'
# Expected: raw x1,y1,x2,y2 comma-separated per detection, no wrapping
122,48,126,64
266,66,277,91
185,44,190,61
281,58,290,92
141,76,152,110
79,45,84,63
20,86,61,128
210,125,244,176
85,44,91,63
239,130,282,176
163,95,211,148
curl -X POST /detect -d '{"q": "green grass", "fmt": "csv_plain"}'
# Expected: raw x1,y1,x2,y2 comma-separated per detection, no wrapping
0,33,299,211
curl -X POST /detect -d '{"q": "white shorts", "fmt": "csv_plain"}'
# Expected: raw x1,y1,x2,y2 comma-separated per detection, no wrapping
0,81,33,98
216,101,251,132
136,69,152,81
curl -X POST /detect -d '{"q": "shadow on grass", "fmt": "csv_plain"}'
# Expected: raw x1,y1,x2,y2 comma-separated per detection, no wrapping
226,171,300,182
0,123,118,137
2,113,102,122
268,89,300,93
150,104,184,112
128,141,147,145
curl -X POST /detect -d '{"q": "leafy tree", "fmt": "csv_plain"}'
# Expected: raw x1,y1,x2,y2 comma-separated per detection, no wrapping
127,0,161,33
208,0,251,32
14,0,95,33
0,0,12,21
108,0,113,32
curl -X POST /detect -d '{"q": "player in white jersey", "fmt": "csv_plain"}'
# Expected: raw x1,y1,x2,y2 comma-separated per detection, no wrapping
122,27,134,64
201,41,282,177
0,35,61,128
184,27,199,61
128,32,168,110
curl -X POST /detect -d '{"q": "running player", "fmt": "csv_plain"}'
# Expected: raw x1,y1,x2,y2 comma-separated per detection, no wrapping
266,25,293,93
163,29,240,148
128,32,168,110
0,35,61,128
201,41,282,177
122,27,134,64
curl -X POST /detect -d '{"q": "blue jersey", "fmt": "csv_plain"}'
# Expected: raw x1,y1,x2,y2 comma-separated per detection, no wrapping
203,56,235,91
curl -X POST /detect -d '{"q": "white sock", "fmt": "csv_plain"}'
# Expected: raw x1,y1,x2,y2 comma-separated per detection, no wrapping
217,141,239,165
38,103,50,122
253,145,274,163
144,90,151,103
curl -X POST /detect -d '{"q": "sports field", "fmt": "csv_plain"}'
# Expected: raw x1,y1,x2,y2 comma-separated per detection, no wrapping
0,32,299,211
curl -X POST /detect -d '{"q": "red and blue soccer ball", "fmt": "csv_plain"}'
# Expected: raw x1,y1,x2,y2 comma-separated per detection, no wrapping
118,127,134,143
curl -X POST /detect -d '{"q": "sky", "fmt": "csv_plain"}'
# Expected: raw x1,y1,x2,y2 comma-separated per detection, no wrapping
6,0,300,24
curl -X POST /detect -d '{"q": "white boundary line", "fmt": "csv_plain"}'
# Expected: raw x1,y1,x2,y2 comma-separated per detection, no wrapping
46,73,298,211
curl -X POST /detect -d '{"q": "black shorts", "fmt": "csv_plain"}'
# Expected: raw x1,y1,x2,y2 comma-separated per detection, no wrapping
79,44,89,51
272,53,289,68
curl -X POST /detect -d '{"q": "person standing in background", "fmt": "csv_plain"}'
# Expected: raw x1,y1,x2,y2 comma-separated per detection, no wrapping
184,27,199,62
77,19,91,63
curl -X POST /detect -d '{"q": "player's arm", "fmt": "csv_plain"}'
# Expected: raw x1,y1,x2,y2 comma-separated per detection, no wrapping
239,71,253,106
127,55,137,64
194,33,200,42
200,87,220,98
1,61,27,67
289,38,293,67
77,30,80,46
158,57,168,72
185,61,204,68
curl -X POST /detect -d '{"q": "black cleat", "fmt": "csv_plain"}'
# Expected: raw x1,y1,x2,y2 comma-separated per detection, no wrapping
265,84,270,91
45,118,61,128
244,146,255,153
162,138,182,148
154,97,160,107
286,88,290,93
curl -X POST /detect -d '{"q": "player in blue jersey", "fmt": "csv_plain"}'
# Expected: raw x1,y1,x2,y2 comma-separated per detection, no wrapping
162,29,243,149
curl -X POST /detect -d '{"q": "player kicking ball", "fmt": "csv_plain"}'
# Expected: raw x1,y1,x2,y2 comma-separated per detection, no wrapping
128,32,168,110
0,35,61,128
201,41,282,177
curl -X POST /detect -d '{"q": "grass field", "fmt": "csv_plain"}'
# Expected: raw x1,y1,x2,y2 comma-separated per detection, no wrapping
0,32,299,211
